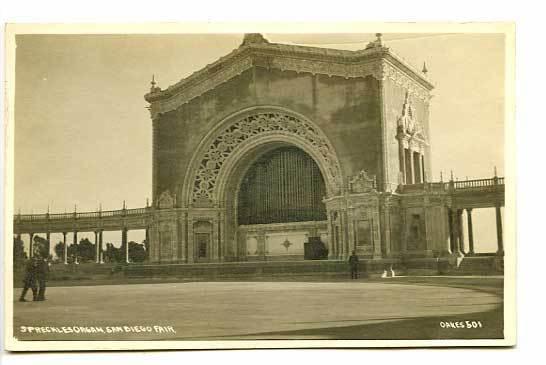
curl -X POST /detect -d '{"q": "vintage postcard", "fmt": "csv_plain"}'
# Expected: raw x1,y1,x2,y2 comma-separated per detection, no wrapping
3,22,516,351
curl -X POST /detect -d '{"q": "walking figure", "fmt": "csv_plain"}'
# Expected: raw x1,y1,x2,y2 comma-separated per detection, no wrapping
348,250,359,279
35,256,49,301
19,257,38,302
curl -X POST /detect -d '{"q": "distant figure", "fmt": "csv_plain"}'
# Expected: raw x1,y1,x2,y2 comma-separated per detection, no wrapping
19,257,38,302
35,256,50,301
348,250,359,279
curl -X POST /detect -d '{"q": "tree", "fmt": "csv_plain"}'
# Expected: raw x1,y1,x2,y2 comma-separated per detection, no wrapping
13,236,26,266
104,242,122,263
128,241,146,262
78,238,96,262
68,243,79,262
54,241,65,260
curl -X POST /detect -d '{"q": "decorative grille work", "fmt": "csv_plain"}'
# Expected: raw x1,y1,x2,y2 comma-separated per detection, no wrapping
192,113,342,204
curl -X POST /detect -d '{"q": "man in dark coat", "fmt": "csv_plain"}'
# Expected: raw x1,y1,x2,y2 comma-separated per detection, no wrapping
35,256,50,301
348,250,359,279
19,257,38,302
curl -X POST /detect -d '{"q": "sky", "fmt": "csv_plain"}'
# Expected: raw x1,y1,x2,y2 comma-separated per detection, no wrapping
13,33,505,253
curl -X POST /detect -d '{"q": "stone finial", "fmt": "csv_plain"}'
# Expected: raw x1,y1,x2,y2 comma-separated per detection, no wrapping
375,33,383,45
241,33,269,46
150,74,160,93
422,62,428,75
365,33,384,49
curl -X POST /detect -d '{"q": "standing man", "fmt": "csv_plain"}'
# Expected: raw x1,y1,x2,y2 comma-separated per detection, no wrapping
348,250,359,280
35,255,50,301
19,257,38,302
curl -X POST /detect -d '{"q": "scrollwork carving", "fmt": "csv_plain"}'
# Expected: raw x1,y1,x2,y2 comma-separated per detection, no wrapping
191,113,342,204
157,190,175,209
349,170,377,193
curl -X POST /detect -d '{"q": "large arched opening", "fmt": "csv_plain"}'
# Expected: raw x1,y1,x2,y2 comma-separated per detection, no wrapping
181,107,343,262
222,141,330,261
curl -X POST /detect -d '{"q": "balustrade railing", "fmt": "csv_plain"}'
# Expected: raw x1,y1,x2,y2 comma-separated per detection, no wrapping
399,176,504,193
453,177,503,190
15,206,152,222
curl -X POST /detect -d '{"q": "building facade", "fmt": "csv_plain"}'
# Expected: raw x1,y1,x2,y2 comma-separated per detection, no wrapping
141,33,503,265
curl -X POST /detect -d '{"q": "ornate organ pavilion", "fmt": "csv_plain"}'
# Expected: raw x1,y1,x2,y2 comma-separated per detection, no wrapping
14,34,505,272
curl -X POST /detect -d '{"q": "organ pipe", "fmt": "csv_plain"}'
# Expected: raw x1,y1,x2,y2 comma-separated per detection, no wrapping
237,147,327,225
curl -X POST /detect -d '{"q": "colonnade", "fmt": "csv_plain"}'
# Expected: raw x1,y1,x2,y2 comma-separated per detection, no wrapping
398,141,426,184
18,227,149,264
448,207,504,256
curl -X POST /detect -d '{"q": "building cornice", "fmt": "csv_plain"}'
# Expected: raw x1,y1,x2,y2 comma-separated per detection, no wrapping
145,40,434,119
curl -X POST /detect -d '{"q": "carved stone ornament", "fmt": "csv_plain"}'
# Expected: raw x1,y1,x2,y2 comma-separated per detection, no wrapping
157,190,175,209
192,112,343,204
349,170,377,193
397,92,426,140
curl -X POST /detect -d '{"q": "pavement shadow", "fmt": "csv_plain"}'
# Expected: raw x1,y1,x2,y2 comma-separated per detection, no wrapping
217,305,504,340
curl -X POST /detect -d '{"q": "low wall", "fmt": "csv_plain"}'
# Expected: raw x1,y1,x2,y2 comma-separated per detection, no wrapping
13,255,503,287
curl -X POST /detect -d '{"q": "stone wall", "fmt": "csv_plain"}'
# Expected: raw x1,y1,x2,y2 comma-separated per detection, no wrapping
153,67,382,203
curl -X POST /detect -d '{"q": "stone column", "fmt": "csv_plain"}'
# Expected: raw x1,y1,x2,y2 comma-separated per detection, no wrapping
145,227,150,261
187,218,194,263
339,210,346,259
408,148,415,184
209,219,217,261
398,138,406,184
99,230,104,264
122,228,129,263
400,212,407,254
457,209,465,254
327,211,335,259
372,211,383,259
63,232,68,264
348,209,355,255
413,152,420,183
496,205,504,255
440,206,452,256
95,231,100,263
178,215,186,263
383,205,392,257
466,208,474,255
424,205,433,255
257,231,266,260
450,209,461,256
73,231,79,264
29,233,34,258
219,212,225,262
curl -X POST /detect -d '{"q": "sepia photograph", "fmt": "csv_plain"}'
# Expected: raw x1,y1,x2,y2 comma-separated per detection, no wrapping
3,23,515,351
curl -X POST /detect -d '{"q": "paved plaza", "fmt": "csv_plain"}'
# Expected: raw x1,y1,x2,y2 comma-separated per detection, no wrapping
13,279,503,341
